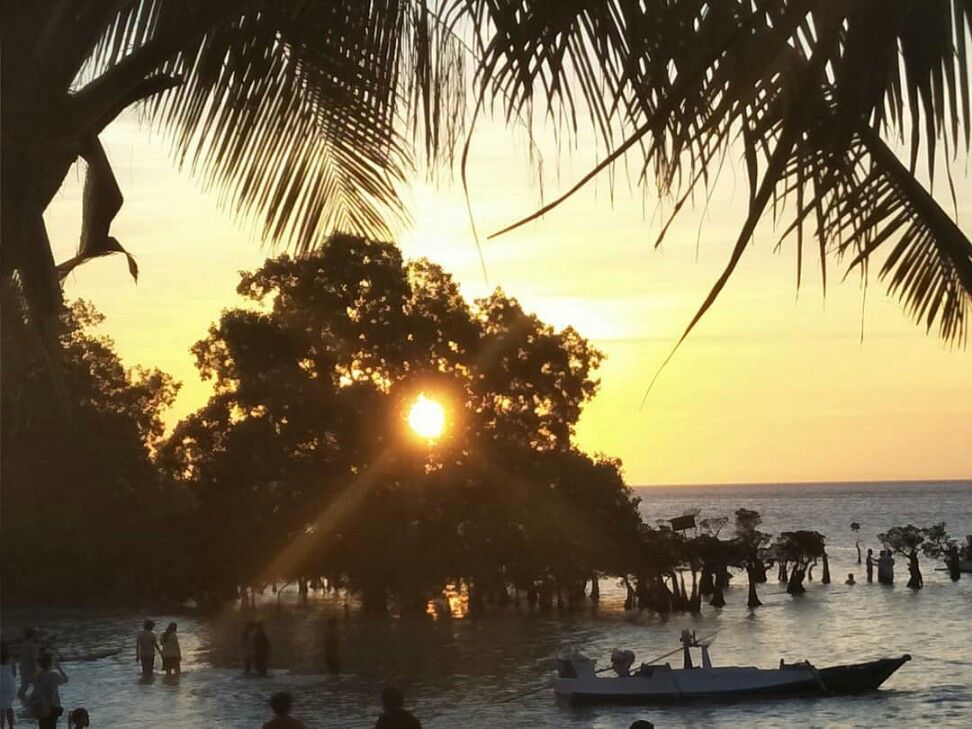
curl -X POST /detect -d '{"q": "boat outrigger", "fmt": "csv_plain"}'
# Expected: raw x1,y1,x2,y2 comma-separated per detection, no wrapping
555,631,910,705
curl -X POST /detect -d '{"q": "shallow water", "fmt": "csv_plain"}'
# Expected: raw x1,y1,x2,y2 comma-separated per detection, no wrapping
4,480,970,728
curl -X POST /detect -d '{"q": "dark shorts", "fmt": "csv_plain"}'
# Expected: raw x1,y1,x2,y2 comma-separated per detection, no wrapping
141,655,155,675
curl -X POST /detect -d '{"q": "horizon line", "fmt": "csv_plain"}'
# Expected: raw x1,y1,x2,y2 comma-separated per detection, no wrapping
631,477,972,489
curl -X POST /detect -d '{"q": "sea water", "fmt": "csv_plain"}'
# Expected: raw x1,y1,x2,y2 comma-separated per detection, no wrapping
4,481,970,728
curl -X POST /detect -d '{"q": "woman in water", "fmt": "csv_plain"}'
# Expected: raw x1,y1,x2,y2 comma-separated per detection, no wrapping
1,642,16,729
160,623,182,677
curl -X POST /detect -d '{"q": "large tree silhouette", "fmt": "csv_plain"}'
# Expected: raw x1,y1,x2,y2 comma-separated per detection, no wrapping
161,234,641,610
3,2,971,363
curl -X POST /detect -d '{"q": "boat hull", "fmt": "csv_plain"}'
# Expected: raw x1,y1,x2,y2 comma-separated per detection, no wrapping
556,655,910,705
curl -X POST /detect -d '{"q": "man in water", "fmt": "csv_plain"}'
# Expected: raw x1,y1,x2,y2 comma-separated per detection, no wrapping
374,686,421,729
865,549,876,583
135,621,160,677
17,628,39,699
263,692,305,729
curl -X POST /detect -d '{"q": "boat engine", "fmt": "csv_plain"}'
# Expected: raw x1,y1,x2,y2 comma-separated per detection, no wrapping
611,649,636,677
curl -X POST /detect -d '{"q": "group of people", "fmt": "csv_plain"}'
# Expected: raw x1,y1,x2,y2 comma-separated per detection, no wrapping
0,631,89,729
864,548,897,585
262,686,421,729
136,620,182,678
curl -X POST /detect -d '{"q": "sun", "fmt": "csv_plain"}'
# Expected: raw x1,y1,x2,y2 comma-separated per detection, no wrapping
407,393,446,440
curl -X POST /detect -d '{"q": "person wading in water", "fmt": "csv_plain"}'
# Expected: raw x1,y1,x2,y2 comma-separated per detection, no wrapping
135,621,161,677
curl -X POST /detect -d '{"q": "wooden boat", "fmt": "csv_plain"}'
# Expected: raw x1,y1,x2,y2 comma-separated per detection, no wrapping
554,632,910,705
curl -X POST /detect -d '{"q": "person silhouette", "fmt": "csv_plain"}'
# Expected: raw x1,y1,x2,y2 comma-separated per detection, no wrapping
136,621,160,677
263,692,304,728
324,618,341,674
253,623,271,677
374,686,421,729
865,549,876,583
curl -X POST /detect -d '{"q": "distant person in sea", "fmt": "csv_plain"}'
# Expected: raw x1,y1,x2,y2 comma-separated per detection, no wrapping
878,550,895,585
1,642,17,729
907,550,923,589
263,691,304,729
136,621,161,677
67,708,89,728
865,548,876,583
29,653,67,729
324,618,341,674
374,686,421,729
160,623,182,677
845,573,855,585
17,628,39,700
253,623,271,677
242,621,257,675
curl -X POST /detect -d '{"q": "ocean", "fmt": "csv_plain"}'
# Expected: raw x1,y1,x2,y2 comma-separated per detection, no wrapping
4,480,970,727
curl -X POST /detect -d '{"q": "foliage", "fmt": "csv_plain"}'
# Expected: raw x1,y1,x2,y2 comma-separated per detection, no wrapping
878,525,926,555
161,235,638,608
0,295,183,602
3,2,972,372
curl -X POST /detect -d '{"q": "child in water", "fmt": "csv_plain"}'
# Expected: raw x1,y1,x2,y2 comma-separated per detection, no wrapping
263,692,305,728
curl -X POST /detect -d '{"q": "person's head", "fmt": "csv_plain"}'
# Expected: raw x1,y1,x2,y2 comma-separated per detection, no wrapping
1,641,9,665
381,686,405,712
269,691,293,716
68,708,90,728
38,652,54,671
166,622,177,634
143,620,155,631
867,548,873,556
25,627,36,641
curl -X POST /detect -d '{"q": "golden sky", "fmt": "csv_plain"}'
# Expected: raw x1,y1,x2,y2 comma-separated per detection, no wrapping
45,113,972,485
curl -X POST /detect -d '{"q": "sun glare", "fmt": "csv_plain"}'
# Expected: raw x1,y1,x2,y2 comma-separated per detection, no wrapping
407,393,446,440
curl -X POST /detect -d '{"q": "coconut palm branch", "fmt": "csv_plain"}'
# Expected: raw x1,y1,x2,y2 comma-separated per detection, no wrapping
482,0,972,348
1,0,466,332
2,0,971,361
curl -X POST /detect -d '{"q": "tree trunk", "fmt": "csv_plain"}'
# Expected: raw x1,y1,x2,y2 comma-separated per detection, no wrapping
856,541,862,565
821,552,831,584
590,574,600,603
778,560,788,582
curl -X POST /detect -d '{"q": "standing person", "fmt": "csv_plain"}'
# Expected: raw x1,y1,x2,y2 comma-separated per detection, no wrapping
324,618,341,674
374,686,421,729
17,629,39,701
29,654,67,729
242,622,256,675
865,549,876,583
253,623,271,677
262,692,305,729
160,624,181,677
1,642,16,729
135,621,160,677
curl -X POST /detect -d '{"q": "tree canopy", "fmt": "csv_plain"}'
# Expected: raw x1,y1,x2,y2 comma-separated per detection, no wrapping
161,234,639,610
1,298,182,602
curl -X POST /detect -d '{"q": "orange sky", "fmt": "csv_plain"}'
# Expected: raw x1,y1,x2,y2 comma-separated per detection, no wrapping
45,113,972,485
